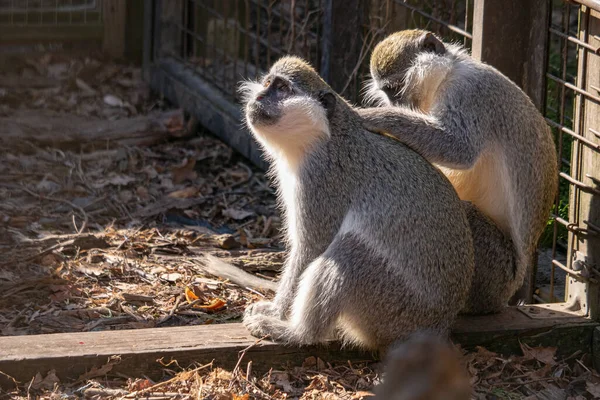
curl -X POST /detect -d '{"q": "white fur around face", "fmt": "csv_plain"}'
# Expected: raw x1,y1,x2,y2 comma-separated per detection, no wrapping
362,77,392,107
248,95,330,172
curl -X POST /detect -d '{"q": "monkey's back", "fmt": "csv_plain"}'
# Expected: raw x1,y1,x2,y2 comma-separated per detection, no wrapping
296,111,475,348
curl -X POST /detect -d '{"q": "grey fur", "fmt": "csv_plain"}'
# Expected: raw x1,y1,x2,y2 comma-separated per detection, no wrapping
241,56,474,351
360,30,558,311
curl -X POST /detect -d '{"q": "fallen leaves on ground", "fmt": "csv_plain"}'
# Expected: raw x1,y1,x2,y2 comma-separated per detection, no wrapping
3,345,599,399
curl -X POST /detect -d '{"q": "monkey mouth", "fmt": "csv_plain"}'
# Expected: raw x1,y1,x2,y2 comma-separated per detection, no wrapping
246,99,281,127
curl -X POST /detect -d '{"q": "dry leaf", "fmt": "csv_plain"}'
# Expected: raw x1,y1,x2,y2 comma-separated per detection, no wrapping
75,78,96,94
197,298,226,311
520,343,557,366
30,369,60,390
103,94,124,107
161,273,183,282
352,392,376,399
172,158,197,184
76,356,119,381
587,381,600,397
233,395,249,400
75,263,106,276
185,286,199,303
168,187,199,199
222,208,255,220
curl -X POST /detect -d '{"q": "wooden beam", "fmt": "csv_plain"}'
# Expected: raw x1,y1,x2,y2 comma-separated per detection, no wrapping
471,0,550,111
472,0,551,305
0,307,596,388
102,0,127,59
320,0,368,100
571,8,600,320
0,25,103,44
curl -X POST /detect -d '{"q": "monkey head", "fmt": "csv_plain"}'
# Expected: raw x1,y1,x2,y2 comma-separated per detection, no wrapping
366,29,446,108
240,56,337,169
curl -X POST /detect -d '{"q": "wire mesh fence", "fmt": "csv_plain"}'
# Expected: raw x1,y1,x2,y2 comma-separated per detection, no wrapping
0,0,101,26
146,0,600,310
541,1,600,308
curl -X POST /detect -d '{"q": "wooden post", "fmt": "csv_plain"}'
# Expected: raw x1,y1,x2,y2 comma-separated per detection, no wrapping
573,8,600,320
472,0,550,110
472,0,551,304
102,0,127,59
320,0,368,99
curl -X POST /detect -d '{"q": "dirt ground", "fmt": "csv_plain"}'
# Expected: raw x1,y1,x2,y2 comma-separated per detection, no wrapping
1,53,599,399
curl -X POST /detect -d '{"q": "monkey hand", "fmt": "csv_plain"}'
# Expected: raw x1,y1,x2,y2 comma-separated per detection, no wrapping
356,108,390,135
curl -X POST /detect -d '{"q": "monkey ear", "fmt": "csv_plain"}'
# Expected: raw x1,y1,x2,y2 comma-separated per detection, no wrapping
422,32,446,55
318,90,336,120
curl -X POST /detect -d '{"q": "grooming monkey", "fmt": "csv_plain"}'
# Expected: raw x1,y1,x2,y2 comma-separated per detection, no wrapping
360,30,558,309
239,56,474,350
374,333,471,400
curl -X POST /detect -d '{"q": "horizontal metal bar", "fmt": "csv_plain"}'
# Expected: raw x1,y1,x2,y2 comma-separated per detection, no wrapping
392,0,473,39
566,0,600,13
546,73,600,104
545,118,600,150
559,172,600,196
584,219,600,234
551,259,595,282
548,27,600,54
552,215,599,237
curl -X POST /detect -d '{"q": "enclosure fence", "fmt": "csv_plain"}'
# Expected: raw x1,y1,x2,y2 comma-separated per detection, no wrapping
143,0,600,318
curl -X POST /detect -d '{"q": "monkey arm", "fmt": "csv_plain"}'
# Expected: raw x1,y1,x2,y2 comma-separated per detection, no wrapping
357,107,482,170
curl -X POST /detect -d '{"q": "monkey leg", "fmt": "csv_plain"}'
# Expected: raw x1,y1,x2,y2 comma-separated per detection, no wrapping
462,201,518,314
243,251,342,344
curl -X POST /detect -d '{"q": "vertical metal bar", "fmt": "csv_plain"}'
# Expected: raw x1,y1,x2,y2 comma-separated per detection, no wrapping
233,0,240,99
290,0,296,54
320,0,333,83
267,0,272,66
255,0,261,72
551,2,572,302
142,0,155,78
223,0,230,90
182,0,189,61
464,0,470,47
153,0,162,60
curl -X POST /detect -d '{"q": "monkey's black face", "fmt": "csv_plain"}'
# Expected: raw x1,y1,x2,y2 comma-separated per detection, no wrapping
245,75,295,127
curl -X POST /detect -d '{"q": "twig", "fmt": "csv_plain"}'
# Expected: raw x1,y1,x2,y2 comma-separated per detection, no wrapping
121,362,213,399
19,186,89,233
157,294,183,325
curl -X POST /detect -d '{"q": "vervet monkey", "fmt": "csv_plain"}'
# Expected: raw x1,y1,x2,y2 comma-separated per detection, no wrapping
239,56,474,351
374,333,471,400
361,30,558,307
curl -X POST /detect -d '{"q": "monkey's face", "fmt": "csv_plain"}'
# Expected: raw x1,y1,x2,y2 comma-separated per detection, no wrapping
365,30,446,108
240,56,337,169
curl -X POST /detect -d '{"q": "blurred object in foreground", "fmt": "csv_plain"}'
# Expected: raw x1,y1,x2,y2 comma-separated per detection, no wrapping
375,333,471,400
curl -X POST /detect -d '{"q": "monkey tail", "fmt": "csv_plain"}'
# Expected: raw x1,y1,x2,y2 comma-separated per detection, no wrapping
196,255,279,293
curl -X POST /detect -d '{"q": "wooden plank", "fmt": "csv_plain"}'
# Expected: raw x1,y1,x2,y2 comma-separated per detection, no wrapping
320,0,368,99
125,0,146,64
471,0,550,110
574,9,600,320
102,0,127,59
0,308,596,388
0,25,103,44
0,109,184,153
147,58,269,170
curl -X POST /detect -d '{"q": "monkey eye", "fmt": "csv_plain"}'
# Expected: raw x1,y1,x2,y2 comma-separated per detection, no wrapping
274,79,291,92
263,79,271,88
